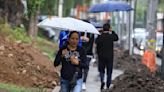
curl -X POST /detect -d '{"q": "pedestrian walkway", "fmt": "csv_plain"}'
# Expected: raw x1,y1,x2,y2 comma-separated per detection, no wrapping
83,62,123,92
52,61,123,92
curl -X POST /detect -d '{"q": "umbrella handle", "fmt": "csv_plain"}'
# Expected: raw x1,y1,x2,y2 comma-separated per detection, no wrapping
84,31,87,37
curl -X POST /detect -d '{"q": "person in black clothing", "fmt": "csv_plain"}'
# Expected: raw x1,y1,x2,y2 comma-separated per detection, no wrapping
95,23,118,90
81,32,94,90
54,31,87,92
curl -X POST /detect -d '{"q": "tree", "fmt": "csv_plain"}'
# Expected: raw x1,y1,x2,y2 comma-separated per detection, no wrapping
0,0,24,26
158,0,164,12
62,0,92,17
26,0,45,39
40,0,58,15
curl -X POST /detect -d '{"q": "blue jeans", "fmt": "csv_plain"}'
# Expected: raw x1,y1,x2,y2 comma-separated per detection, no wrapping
61,78,83,92
83,57,91,83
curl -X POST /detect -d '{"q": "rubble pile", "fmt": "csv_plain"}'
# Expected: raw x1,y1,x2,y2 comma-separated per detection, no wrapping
110,48,164,92
0,36,59,89
114,49,141,70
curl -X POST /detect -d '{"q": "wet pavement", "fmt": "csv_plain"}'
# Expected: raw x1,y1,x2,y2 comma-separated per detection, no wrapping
82,62,123,92
53,48,161,92
52,62,123,92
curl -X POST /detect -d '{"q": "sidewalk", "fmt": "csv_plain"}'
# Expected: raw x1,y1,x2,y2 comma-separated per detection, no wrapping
52,62,123,92
83,62,123,92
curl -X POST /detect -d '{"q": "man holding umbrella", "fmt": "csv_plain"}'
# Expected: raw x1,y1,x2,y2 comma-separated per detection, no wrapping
96,23,118,90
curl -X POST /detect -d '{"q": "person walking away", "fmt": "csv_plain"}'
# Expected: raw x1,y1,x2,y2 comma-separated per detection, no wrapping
95,23,118,90
81,32,94,90
54,31,88,92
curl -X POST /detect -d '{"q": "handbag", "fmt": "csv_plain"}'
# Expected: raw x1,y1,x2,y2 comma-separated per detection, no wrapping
69,67,79,89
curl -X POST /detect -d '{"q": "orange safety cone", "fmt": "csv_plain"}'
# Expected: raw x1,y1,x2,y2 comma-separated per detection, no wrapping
142,50,157,72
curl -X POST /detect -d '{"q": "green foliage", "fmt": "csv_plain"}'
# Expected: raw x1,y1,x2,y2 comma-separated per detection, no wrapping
40,0,58,15
27,0,45,16
11,27,32,43
136,0,148,22
35,37,58,61
63,0,74,16
0,83,42,92
0,23,57,62
0,23,12,36
0,23,31,43
158,0,164,12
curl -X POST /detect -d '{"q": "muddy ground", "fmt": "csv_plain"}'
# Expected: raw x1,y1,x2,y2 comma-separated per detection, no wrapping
109,49,164,92
0,36,59,90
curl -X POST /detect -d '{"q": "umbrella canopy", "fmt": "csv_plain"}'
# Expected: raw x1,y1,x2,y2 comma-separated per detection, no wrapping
88,1,133,13
37,17,100,35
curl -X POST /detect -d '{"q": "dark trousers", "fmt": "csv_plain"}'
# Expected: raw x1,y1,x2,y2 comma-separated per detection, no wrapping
98,56,113,88
83,57,91,83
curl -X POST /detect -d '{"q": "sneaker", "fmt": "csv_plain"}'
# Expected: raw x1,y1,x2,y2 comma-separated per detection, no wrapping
100,82,105,90
82,83,86,90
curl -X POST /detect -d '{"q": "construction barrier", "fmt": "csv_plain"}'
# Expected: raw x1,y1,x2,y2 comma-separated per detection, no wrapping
142,49,157,72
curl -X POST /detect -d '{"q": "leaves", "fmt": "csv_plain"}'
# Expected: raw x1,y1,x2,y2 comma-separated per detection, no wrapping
27,0,45,16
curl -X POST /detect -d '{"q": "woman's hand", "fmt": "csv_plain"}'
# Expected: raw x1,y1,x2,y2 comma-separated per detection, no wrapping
62,49,68,57
70,55,79,65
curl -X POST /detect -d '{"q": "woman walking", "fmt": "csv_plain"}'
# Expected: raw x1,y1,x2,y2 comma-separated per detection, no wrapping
54,31,88,92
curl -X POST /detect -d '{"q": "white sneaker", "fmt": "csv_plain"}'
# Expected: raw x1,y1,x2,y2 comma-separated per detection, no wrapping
91,58,96,63
82,83,86,90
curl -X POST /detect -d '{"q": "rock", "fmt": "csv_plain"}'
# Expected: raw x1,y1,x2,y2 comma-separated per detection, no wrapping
0,51,3,55
22,70,27,74
37,66,40,70
0,46,5,50
52,81,57,86
8,54,14,58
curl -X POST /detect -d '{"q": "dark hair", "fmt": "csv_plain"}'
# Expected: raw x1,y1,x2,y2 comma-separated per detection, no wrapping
103,23,110,31
68,31,80,39
82,19,90,23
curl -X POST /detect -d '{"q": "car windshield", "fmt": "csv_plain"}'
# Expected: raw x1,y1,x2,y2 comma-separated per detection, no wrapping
156,33,163,46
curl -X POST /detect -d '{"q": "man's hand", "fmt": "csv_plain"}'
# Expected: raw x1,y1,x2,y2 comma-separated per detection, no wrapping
81,36,89,42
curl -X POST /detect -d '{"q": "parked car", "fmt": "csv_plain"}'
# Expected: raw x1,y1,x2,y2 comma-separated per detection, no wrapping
38,15,58,42
156,32,163,58
133,28,147,51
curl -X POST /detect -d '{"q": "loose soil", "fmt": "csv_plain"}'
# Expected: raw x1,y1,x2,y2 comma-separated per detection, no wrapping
0,36,59,90
108,48,164,92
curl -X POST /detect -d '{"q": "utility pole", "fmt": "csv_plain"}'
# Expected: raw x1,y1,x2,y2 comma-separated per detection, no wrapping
146,0,158,49
58,0,63,17
161,17,164,80
126,0,136,55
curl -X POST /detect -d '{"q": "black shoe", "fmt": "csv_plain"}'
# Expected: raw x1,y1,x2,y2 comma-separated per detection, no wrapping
100,82,105,90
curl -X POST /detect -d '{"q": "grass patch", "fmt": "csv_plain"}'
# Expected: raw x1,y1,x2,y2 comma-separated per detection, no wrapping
0,23,31,43
34,37,58,61
0,83,42,92
0,23,58,62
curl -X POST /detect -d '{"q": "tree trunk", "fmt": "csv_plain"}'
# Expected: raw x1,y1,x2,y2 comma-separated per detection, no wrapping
27,8,40,39
146,0,158,50
28,14,35,38
34,10,40,38
0,0,24,26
